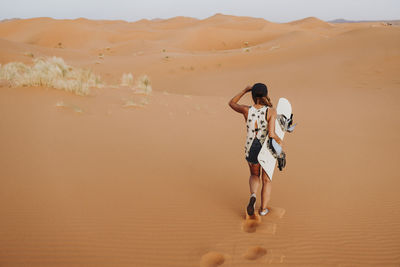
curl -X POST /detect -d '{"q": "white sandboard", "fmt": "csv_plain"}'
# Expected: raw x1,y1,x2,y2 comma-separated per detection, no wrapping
257,98,292,180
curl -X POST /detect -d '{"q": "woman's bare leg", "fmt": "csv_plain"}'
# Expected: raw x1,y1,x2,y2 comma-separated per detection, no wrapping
261,169,272,210
246,162,261,215
248,162,261,194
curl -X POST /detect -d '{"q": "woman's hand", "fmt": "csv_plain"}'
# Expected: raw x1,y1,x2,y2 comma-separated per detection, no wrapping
277,138,284,147
243,85,252,93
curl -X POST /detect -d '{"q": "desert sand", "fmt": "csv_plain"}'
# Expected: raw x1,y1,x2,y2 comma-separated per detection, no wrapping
0,14,399,266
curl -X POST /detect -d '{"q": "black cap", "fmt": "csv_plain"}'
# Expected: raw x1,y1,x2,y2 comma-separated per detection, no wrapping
252,83,268,98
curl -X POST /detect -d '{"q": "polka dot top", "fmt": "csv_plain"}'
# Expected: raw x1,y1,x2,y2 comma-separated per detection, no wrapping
244,105,269,158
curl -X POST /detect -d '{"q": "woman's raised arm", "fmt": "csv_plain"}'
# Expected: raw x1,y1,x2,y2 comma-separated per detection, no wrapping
228,86,252,114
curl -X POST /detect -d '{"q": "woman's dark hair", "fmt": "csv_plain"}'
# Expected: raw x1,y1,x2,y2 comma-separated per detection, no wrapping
251,83,273,107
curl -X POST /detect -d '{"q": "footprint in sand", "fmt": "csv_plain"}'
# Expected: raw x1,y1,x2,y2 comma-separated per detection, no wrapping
258,222,277,235
242,218,277,234
268,207,286,219
243,246,267,260
200,252,226,267
242,210,262,233
241,207,285,233
242,216,261,233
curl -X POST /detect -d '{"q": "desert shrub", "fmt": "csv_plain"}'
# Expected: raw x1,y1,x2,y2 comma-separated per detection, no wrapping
134,75,152,95
121,73,134,86
0,57,102,96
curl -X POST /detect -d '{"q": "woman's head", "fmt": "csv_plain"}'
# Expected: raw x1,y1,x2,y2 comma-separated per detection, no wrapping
251,83,273,107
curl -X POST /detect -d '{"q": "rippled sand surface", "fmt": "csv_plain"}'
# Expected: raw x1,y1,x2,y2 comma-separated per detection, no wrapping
1,15,399,266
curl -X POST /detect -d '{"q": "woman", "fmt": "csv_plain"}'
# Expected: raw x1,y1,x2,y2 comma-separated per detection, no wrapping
228,83,283,216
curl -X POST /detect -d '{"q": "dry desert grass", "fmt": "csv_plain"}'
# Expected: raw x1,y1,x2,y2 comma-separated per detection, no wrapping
0,57,153,97
134,74,152,95
121,72,134,87
0,57,102,95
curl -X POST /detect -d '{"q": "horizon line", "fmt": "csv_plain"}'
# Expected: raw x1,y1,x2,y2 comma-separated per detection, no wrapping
1,13,399,24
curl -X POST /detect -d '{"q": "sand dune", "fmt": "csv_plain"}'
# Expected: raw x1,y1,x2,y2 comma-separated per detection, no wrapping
288,16,334,28
0,14,399,267
153,16,199,30
0,15,332,52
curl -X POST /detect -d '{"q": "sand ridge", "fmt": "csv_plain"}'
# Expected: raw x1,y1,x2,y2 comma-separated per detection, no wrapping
0,14,400,267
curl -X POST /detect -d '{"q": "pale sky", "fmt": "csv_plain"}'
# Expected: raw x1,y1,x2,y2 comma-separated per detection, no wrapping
1,0,399,22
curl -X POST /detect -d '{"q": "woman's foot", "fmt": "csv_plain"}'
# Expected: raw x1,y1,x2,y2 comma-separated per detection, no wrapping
259,208,269,216
247,193,257,216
